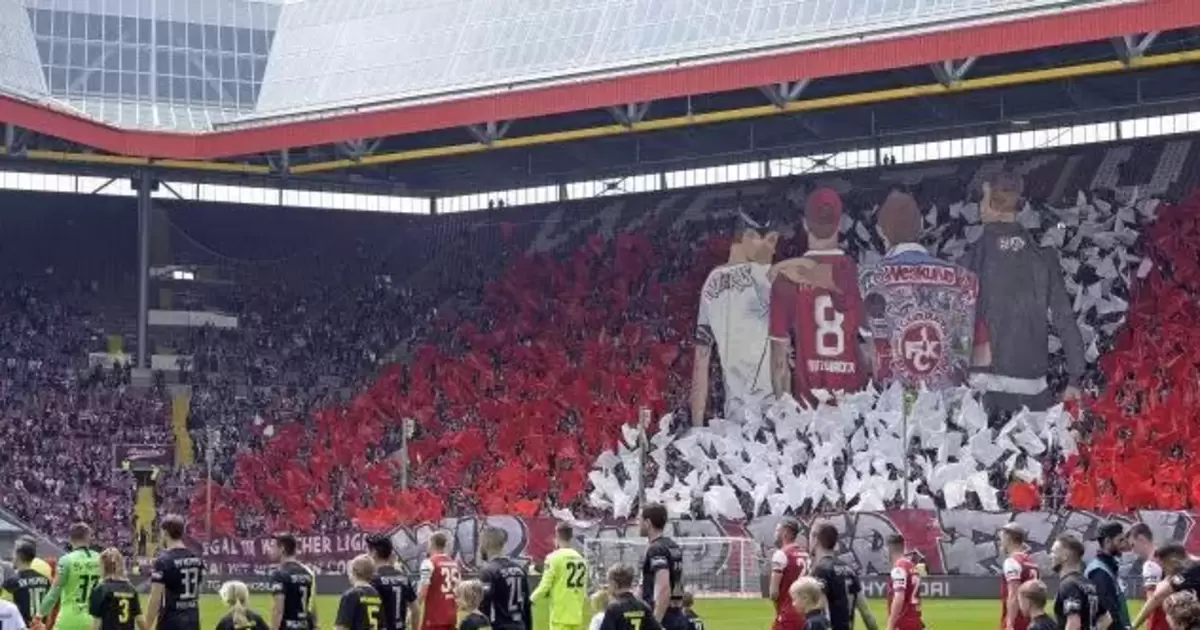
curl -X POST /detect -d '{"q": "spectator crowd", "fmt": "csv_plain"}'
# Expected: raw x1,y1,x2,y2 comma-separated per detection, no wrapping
0,137,1195,550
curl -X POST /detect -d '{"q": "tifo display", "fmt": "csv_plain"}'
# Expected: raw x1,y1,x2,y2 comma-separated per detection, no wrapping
187,140,1197,538
2,134,1200,630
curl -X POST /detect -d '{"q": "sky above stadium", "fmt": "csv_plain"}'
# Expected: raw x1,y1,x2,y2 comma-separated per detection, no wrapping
0,0,1136,133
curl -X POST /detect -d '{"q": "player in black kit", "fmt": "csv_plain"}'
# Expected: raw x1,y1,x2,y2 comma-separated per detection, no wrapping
845,569,877,630
1134,543,1200,628
640,504,686,630
3,538,51,623
89,549,144,630
366,534,418,630
599,563,662,630
477,527,531,630
1051,535,1109,630
146,515,205,630
270,534,318,630
809,523,858,630
335,555,382,630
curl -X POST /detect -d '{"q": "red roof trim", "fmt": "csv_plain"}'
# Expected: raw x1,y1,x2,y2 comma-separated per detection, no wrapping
1,0,1196,160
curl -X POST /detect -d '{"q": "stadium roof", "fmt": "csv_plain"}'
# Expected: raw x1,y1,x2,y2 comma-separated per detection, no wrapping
0,0,1198,200
0,0,1196,161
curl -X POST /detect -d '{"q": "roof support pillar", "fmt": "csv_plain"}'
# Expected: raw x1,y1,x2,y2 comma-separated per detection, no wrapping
268,149,290,175
3,123,27,157
135,170,152,371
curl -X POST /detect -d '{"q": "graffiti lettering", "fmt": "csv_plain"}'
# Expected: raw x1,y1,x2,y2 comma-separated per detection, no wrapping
196,511,1198,578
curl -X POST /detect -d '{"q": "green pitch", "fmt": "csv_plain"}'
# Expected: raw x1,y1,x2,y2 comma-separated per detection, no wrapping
198,594,1070,629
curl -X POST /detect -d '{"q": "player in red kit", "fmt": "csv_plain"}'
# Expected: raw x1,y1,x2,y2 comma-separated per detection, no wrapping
999,523,1039,630
885,535,923,630
417,531,459,630
1130,523,1171,630
769,187,869,406
769,518,809,630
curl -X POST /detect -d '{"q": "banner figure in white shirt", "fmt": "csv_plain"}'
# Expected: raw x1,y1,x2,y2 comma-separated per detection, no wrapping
690,209,779,424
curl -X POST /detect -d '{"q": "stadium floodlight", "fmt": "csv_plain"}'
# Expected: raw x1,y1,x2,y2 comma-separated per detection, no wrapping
583,536,764,599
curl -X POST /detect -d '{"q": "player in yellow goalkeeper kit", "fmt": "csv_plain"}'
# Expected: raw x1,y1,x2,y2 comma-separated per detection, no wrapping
531,522,588,630
39,524,101,630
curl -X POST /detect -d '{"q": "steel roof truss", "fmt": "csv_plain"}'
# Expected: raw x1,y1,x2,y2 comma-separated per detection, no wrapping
466,121,512,146
931,57,978,87
267,149,291,176
759,79,812,109
1112,32,1160,65
607,103,651,129
336,138,383,162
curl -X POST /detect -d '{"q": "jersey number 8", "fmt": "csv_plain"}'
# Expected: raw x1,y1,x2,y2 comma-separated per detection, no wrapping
813,295,846,357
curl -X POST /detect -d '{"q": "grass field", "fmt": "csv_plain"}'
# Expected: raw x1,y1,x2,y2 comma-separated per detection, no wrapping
202,594,1110,629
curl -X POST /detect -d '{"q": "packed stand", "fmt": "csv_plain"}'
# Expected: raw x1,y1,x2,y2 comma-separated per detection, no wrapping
1066,190,1200,511
198,138,1198,534
0,138,1193,544
164,204,488,482
0,194,162,545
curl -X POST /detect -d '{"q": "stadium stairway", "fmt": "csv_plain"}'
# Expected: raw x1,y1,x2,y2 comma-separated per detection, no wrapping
133,485,158,557
169,385,194,468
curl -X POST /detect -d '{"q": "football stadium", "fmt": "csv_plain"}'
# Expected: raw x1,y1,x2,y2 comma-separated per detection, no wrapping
2,0,1200,628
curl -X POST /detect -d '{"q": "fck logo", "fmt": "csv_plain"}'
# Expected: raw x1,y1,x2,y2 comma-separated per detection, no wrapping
902,323,943,374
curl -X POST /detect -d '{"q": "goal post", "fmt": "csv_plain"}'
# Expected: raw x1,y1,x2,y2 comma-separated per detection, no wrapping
582,536,765,599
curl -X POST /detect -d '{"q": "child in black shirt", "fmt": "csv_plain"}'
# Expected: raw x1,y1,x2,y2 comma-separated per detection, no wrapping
1018,580,1057,630
455,580,492,630
790,577,831,630
599,563,663,630
681,593,704,630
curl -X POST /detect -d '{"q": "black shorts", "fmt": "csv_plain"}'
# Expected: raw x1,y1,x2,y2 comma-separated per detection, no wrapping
661,609,691,630
158,615,201,630
282,619,312,630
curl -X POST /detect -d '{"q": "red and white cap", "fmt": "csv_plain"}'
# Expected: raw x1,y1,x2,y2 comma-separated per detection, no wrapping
804,187,843,238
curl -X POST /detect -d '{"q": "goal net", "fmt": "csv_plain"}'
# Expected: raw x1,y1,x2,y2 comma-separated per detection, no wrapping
582,536,764,599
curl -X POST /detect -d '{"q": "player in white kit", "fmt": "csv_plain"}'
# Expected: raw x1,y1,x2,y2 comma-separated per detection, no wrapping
690,210,779,424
